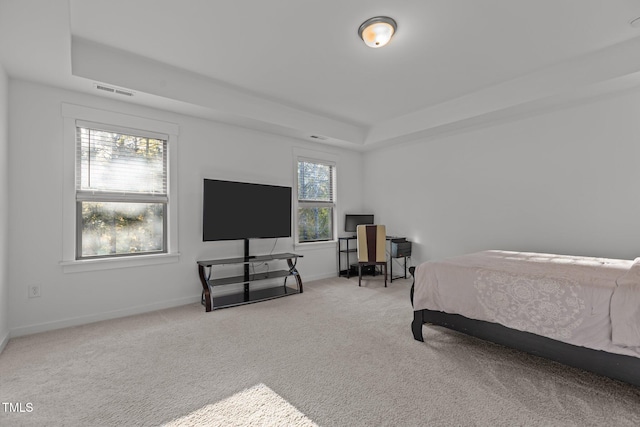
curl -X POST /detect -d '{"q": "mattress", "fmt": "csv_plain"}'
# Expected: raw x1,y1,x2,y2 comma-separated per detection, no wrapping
412,250,640,358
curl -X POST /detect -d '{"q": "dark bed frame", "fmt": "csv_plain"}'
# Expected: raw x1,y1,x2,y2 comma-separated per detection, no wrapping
409,267,640,388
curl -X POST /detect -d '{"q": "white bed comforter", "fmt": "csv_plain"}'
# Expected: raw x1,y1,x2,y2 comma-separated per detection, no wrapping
610,258,640,349
413,250,640,358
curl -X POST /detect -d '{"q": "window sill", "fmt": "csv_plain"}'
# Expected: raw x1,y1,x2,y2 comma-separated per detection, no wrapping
60,253,181,273
294,240,337,251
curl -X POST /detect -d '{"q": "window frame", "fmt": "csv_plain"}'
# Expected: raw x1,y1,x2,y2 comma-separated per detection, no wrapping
75,121,169,259
61,103,180,272
294,149,338,246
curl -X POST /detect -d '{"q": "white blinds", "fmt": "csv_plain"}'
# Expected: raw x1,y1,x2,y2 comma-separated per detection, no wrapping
76,121,168,203
297,160,335,203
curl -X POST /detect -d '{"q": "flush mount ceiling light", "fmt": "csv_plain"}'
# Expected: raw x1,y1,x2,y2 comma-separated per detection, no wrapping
358,16,397,48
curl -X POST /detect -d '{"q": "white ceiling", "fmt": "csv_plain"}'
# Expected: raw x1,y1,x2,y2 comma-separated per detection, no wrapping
2,0,640,150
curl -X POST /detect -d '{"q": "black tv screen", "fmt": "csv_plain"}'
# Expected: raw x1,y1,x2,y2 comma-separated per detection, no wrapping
203,179,292,241
345,214,374,232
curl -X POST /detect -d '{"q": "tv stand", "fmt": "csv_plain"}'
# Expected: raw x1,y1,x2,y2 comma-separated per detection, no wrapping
197,251,303,311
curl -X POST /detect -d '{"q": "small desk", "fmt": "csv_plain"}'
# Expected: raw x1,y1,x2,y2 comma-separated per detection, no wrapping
337,236,410,282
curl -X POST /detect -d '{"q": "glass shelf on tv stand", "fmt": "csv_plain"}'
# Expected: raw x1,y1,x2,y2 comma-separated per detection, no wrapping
197,253,303,311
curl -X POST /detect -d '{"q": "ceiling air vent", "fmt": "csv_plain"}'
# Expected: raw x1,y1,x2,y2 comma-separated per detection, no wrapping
114,89,134,97
94,83,134,97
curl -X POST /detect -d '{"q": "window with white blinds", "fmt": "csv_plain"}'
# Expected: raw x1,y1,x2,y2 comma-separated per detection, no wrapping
297,159,335,243
75,121,168,258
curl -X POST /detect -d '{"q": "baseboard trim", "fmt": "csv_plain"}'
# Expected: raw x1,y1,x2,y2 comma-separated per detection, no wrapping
9,295,201,338
8,272,340,339
0,330,9,354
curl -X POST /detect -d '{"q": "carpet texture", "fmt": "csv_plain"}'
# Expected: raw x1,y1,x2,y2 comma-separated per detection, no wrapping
1,275,639,426
164,383,317,427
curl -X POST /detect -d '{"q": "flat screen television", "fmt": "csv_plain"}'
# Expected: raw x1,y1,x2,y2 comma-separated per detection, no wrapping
345,214,374,233
203,179,292,241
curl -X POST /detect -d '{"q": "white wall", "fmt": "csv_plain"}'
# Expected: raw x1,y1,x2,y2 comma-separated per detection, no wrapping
0,64,9,350
364,90,640,264
7,80,363,336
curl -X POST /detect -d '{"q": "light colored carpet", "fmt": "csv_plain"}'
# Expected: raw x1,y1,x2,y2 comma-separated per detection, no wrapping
164,383,317,427
1,275,639,426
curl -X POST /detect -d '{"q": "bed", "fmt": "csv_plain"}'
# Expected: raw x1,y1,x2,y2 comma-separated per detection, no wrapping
410,250,640,387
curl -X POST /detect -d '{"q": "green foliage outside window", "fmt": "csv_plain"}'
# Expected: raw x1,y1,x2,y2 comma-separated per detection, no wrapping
80,202,164,257
298,207,332,242
298,161,334,242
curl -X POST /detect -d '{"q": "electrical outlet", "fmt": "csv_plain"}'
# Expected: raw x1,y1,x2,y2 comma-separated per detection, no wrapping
28,285,41,298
